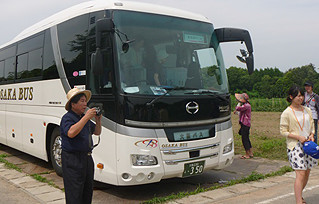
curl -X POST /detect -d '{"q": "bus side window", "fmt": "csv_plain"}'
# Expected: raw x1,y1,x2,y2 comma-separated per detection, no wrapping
57,14,89,88
0,46,16,83
4,57,15,81
43,29,58,80
0,61,4,82
28,48,43,78
17,53,28,79
16,34,44,81
16,48,43,80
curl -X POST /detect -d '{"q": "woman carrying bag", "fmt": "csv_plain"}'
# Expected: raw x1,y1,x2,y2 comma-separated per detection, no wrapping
280,85,317,204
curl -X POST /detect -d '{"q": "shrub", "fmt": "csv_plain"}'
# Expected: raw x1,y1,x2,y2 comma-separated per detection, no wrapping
231,96,288,112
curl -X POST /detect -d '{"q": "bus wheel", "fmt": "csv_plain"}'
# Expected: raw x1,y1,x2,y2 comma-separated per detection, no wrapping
50,127,63,176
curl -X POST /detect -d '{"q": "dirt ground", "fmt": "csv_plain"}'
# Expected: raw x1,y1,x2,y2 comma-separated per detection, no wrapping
231,112,282,138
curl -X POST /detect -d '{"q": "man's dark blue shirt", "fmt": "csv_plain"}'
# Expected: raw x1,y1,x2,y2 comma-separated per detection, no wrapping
60,110,95,153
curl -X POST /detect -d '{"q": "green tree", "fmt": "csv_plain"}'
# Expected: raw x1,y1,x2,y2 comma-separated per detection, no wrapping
226,64,319,98
253,75,274,98
285,64,318,86
226,67,249,94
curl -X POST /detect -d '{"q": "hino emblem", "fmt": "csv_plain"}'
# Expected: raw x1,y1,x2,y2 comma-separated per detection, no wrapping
186,101,199,114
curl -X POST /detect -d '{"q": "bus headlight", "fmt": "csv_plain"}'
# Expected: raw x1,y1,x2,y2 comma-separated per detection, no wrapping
131,154,158,166
223,142,233,154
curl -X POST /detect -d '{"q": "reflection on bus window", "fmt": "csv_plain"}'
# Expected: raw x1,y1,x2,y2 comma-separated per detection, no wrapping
4,57,15,81
114,11,228,96
57,14,89,88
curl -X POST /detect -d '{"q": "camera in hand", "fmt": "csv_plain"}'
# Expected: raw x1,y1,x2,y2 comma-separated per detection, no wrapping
89,102,103,116
95,107,102,116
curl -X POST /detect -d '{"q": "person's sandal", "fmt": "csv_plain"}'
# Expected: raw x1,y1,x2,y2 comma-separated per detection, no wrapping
302,197,306,204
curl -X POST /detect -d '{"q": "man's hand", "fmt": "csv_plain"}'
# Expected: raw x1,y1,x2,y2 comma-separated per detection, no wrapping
93,108,102,135
85,108,97,119
94,112,102,121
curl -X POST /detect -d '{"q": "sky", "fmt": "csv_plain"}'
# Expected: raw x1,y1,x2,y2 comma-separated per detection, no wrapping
1,0,319,72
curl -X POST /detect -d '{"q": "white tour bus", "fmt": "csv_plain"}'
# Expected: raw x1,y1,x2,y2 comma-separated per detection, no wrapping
0,0,254,185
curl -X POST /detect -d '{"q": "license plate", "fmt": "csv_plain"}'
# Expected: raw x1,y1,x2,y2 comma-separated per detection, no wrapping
182,161,205,177
173,129,210,141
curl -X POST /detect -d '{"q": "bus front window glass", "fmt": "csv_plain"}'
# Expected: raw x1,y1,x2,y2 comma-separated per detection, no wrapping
113,11,228,96
196,48,225,89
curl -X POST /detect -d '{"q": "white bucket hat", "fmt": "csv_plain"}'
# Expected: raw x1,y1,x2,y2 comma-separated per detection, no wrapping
65,88,91,111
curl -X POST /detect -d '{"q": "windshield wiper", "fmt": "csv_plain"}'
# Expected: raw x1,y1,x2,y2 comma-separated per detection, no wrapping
146,86,196,107
185,89,229,102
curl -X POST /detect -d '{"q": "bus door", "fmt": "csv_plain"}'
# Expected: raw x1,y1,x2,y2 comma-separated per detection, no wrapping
87,33,118,181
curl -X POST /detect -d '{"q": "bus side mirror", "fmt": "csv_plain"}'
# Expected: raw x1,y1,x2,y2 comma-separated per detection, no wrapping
245,54,254,75
96,18,113,48
91,18,114,75
215,28,254,75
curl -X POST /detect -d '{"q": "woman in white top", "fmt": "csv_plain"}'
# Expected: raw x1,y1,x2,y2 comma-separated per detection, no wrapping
280,85,317,204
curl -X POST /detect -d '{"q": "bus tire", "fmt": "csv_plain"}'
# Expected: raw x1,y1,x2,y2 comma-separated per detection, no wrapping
50,127,63,177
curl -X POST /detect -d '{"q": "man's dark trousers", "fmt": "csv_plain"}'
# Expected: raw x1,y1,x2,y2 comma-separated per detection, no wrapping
62,150,94,204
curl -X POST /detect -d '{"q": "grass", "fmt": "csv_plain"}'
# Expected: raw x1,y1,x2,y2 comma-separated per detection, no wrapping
1,149,291,204
30,172,63,190
0,130,291,203
234,133,287,160
0,153,62,190
0,154,22,172
143,132,290,203
143,166,293,204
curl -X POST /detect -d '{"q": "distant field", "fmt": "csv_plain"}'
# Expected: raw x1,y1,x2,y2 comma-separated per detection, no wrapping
231,112,287,160
231,97,289,112
231,112,281,138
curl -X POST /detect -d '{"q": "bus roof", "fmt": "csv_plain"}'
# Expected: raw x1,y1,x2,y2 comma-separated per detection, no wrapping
0,0,211,49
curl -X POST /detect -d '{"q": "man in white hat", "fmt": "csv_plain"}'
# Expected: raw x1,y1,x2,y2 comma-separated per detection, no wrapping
60,87,102,204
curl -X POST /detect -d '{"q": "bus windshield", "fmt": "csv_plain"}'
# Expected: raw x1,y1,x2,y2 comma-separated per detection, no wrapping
113,10,228,96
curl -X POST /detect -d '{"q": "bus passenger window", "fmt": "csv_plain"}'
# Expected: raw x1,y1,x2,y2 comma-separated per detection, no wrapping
43,29,58,80
57,14,89,88
17,53,28,79
4,57,15,81
16,48,42,80
0,61,4,82
28,48,43,78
